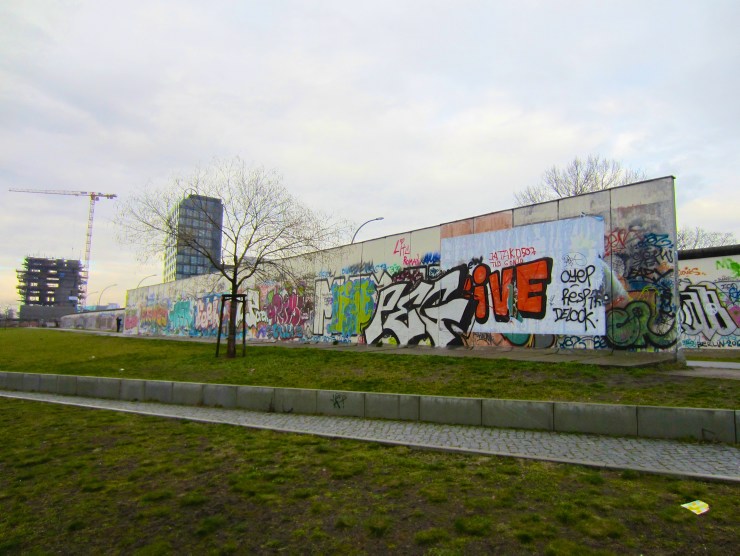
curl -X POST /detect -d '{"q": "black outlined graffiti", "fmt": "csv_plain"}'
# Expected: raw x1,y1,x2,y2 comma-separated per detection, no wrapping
364,265,475,346
681,284,737,340
465,258,554,323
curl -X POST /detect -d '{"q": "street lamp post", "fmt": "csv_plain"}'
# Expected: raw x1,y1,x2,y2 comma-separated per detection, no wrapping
351,217,383,340
98,284,117,308
136,274,157,289
351,217,384,244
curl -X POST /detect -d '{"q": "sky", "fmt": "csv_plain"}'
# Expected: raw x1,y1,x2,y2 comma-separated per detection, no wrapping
1,0,739,311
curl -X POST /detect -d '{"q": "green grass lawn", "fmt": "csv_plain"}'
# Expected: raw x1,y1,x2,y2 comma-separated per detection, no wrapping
1,398,737,555
1,329,738,408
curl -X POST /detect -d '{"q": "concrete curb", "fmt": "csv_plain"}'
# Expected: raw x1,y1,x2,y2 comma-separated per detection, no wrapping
0,371,736,443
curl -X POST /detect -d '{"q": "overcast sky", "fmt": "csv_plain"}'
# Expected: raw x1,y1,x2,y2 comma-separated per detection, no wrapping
1,0,738,310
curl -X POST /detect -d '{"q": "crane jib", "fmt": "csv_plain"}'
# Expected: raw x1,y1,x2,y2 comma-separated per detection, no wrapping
8,187,117,307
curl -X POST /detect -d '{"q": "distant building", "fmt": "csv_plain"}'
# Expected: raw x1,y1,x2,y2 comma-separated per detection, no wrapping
16,257,83,320
163,194,223,282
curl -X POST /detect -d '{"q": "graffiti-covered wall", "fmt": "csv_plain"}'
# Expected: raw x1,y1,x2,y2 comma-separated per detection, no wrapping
679,245,740,349
60,308,125,331
123,177,680,354
124,275,314,342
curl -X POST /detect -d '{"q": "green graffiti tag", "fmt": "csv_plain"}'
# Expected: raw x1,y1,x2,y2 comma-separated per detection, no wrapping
716,258,740,278
328,279,376,336
606,300,677,349
169,299,193,332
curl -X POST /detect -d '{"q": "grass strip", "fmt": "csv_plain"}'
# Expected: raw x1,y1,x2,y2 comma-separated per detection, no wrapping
1,398,737,555
1,329,738,408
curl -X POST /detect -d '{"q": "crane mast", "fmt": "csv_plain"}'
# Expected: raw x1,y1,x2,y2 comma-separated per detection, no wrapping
9,188,117,308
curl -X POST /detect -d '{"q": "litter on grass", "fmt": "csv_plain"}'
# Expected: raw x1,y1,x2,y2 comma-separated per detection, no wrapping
681,500,709,515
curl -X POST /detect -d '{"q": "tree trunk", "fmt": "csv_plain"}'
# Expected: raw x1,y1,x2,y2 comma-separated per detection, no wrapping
226,283,239,358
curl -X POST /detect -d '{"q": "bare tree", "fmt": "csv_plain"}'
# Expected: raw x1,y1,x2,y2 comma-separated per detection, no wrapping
0,304,15,320
676,226,737,251
116,157,350,357
514,155,646,206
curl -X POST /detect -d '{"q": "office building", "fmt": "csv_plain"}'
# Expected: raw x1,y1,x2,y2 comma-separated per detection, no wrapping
164,194,223,282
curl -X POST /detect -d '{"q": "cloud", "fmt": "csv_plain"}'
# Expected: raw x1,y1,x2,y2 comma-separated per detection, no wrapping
2,0,739,308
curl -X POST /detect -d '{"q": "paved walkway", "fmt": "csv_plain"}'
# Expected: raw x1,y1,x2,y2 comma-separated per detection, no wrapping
2,390,738,483
668,360,740,380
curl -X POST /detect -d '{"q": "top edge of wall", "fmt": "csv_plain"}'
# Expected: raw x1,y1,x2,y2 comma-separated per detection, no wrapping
679,244,740,261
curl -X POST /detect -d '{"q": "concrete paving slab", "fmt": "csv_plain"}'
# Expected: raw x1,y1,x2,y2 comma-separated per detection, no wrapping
667,369,740,380
236,386,274,412
5,372,23,391
38,374,58,393
57,375,77,396
365,393,402,419
22,373,41,392
120,380,145,401
638,406,736,443
144,381,173,404
317,390,365,417
203,384,237,408
688,361,740,369
483,399,554,431
555,402,638,437
399,395,420,421
420,395,482,426
2,390,737,482
76,376,98,398
172,382,203,406
274,388,316,414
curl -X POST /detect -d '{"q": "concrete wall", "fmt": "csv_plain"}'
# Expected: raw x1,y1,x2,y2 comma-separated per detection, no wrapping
121,178,680,354
60,308,125,331
1,372,735,443
679,246,740,349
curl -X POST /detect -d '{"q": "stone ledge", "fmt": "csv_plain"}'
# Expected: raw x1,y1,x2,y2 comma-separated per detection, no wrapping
0,372,736,444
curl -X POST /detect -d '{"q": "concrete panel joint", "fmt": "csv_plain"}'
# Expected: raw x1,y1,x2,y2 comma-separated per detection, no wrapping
203,384,238,408
420,395,482,426
638,406,736,443
554,402,638,437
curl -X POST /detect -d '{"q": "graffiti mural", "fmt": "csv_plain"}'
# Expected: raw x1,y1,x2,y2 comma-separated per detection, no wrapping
260,282,313,340
442,216,606,336
120,178,684,354
600,215,679,351
716,257,740,278
60,309,124,332
327,278,376,337
679,253,740,349
139,303,169,335
313,260,439,342
364,264,474,346
194,294,222,337
465,257,553,324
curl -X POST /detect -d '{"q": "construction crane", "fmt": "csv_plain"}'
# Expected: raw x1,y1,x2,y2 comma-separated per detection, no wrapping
9,188,117,307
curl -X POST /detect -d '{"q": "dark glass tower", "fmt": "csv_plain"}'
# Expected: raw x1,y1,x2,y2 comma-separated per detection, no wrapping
164,195,223,282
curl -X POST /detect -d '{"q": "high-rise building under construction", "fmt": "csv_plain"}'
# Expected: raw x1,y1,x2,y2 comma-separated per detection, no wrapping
163,194,223,282
16,257,83,320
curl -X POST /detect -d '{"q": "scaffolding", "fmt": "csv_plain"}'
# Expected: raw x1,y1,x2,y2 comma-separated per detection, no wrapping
16,257,83,320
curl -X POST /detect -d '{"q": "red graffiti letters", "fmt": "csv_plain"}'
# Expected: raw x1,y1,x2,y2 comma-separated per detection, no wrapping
466,258,553,323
